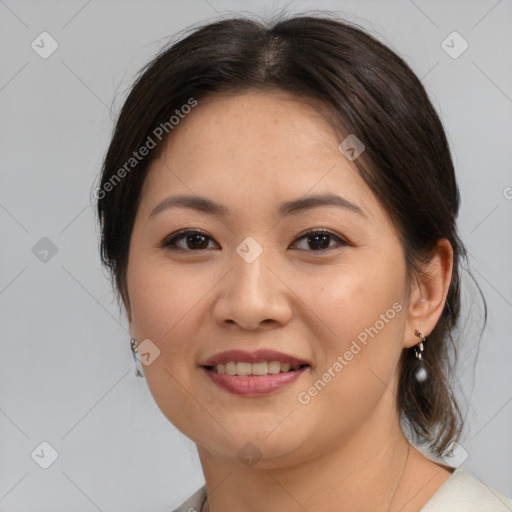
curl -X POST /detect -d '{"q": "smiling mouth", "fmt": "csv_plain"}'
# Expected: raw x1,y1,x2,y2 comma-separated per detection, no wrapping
204,361,310,376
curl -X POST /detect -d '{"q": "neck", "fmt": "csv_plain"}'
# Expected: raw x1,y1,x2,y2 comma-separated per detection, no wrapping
197,395,414,512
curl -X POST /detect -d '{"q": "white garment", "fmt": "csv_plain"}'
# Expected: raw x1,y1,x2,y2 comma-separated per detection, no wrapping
171,468,512,511
419,468,512,511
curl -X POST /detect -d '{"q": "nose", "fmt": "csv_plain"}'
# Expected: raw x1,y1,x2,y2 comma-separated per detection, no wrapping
212,245,293,331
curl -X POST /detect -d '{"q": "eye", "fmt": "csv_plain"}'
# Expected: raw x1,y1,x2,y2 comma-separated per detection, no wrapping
160,229,219,251
291,229,348,252
160,228,348,253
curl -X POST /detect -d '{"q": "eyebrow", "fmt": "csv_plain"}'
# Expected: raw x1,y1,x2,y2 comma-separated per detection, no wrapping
149,193,367,219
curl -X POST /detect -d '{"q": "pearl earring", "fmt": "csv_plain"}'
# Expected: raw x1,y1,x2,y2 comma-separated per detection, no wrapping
413,329,428,382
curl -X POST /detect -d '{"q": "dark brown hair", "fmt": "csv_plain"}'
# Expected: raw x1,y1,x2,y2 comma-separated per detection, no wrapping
95,13,486,457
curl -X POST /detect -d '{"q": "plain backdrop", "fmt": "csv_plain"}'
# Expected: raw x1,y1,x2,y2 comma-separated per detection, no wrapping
1,0,511,510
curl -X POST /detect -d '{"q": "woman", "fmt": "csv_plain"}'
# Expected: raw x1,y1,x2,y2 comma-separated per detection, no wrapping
95,13,512,512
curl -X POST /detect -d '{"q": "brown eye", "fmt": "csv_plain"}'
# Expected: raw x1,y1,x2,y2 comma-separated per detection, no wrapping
292,229,348,252
161,230,219,251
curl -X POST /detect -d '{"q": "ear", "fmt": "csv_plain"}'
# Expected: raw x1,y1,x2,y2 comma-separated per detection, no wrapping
403,238,454,349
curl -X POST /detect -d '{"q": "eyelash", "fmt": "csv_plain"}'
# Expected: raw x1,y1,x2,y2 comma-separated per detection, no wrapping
160,228,349,253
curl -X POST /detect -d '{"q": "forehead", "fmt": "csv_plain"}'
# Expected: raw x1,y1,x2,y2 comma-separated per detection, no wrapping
160,91,341,168
140,91,383,225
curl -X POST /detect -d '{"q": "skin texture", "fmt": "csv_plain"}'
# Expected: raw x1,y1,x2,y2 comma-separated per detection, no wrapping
126,91,455,511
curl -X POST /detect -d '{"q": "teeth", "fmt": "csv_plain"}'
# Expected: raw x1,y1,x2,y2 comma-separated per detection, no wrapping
281,362,291,372
237,362,252,376
268,361,281,374
211,361,305,375
252,362,268,375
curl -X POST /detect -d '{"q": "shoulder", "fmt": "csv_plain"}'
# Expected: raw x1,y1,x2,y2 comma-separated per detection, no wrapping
420,468,512,512
171,485,207,512
169,471,512,512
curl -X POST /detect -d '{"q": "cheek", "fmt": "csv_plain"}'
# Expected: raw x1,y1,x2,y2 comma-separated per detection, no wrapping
295,269,406,438
299,254,407,415
127,257,213,432
126,255,214,405
305,257,405,354
128,256,207,340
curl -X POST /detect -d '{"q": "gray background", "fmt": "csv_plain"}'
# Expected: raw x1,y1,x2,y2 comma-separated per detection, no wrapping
1,0,511,510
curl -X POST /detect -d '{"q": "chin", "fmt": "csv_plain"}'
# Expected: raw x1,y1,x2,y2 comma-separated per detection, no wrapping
194,427,312,469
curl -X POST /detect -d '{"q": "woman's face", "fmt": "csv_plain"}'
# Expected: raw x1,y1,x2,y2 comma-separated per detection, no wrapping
126,91,415,467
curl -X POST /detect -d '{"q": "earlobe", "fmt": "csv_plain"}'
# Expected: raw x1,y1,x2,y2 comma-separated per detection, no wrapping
404,238,454,349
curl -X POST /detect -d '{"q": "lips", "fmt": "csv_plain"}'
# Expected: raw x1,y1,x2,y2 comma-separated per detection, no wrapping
200,349,311,396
